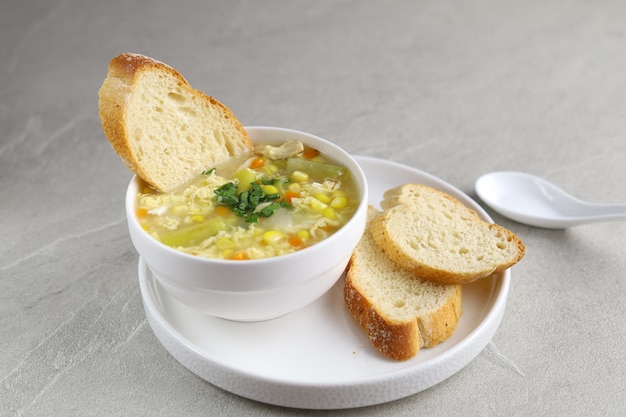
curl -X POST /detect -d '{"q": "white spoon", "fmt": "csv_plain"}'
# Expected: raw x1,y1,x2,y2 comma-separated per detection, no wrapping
475,171,626,229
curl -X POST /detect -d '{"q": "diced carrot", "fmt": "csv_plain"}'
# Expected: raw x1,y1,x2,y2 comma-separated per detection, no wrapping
230,252,249,260
302,148,320,159
284,191,300,203
136,207,148,218
215,205,231,217
288,236,304,247
250,157,265,169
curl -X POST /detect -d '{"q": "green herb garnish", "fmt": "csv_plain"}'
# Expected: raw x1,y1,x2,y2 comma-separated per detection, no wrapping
215,180,289,223
202,168,216,175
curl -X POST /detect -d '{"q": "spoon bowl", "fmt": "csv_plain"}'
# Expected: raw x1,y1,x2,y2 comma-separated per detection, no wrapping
475,171,626,229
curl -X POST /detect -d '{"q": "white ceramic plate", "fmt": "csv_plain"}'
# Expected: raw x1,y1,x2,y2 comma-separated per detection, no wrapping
138,156,510,410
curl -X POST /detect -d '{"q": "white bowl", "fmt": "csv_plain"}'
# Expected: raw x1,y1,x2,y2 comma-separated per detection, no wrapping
126,126,368,321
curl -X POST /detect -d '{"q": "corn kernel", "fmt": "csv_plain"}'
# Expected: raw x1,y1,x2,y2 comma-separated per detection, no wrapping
297,230,310,241
287,182,301,192
262,184,279,194
315,193,331,204
216,238,235,250
323,207,337,220
290,170,309,183
262,230,284,244
191,214,205,222
309,198,327,212
330,196,347,209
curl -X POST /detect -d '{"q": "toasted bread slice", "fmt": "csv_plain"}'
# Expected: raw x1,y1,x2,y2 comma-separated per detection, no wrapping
371,184,525,284
98,53,253,192
344,207,462,361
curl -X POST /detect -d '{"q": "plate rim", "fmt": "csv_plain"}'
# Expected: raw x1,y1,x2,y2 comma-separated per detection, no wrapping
138,156,511,409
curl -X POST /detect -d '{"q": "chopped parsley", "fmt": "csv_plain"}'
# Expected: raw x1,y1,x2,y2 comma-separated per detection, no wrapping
215,180,289,223
202,168,216,175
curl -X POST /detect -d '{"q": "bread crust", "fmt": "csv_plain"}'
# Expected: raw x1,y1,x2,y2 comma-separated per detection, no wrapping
344,274,419,361
98,53,253,191
344,272,462,361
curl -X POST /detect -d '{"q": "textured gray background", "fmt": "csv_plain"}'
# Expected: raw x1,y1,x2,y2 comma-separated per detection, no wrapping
2,0,625,415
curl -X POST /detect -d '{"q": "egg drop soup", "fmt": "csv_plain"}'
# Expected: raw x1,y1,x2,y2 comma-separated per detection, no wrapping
135,140,360,260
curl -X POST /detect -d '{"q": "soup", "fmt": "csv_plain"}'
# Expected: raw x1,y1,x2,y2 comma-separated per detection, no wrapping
135,140,359,260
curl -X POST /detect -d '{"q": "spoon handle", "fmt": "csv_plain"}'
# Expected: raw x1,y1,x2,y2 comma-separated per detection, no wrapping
581,202,626,218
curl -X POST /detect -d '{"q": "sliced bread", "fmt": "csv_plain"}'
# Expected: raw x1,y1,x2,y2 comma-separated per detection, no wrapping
370,184,525,285
344,207,462,361
98,53,254,192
